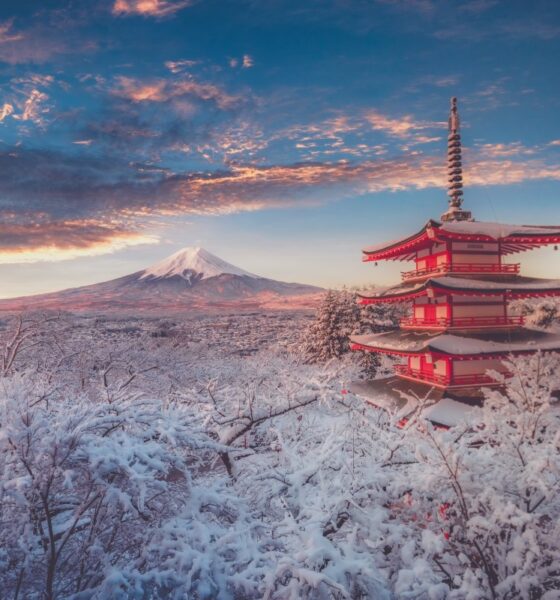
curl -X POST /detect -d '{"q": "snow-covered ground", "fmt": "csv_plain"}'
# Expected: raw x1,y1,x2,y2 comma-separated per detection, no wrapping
1,311,559,599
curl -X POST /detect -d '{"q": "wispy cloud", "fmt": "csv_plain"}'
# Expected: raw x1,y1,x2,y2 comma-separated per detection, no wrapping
0,19,68,64
242,54,254,68
12,89,50,125
477,142,537,158
112,0,193,17
0,220,158,264
0,103,14,122
0,19,23,44
364,110,442,138
1,139,559,263
112,75,243,110
164,59,199,73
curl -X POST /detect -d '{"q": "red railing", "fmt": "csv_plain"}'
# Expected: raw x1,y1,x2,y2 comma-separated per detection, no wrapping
401,262,520,282
395,365,448,386
400,315,524,329
395,365,504,387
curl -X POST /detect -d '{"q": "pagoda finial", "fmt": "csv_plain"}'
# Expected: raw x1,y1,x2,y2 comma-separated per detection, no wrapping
441,97,472,222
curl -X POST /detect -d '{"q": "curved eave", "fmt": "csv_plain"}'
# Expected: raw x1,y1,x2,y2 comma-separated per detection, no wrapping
357,280,560,304
362,220,560,263
350,340,560,360
362,221,436,262
436,229,560,255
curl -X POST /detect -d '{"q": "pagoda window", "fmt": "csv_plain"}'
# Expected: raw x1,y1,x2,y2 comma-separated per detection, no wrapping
434,359,448,377
409,355,421,371
453,294,504,304
452,359,507,377
452,303,504,318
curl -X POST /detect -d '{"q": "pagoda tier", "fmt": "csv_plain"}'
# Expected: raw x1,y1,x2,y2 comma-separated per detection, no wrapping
363,219,560,283
357,276,560,331
350,329,560,390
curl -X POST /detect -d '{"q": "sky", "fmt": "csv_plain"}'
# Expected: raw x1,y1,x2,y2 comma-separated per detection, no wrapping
1,0,560,298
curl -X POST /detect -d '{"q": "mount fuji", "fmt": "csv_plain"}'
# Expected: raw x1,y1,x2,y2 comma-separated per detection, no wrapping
0,247,323,314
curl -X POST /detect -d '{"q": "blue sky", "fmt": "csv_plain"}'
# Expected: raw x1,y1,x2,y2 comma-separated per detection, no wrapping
1,0,560,297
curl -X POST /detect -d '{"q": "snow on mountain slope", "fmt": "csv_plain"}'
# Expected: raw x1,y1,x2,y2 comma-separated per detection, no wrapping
0,246,323,314
140,247,260,282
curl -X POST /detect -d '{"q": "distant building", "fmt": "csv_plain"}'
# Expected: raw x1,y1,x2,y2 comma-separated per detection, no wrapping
350,98,560,427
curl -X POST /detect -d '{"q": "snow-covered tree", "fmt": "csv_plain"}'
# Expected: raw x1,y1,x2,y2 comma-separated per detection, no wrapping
512,298,560,329
301,289,403,372
386,352,560,599
301,289,358,363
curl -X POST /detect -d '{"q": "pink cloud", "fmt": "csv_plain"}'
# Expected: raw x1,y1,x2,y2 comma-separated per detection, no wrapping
112,75,243,110
0,103,14,122
112,0,193,17
242,54,254,68
364,110,442,138
0,20,67,64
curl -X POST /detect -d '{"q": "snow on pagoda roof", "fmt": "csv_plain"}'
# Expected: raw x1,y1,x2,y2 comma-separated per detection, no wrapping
349,377,480,427
363,219,560,261
441,220,560,239
357,276,560,303
421,397,478,428
350,328,560,358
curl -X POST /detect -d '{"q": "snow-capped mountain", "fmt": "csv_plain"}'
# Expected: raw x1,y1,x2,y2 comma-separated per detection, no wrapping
140,247,260,283
0,247,323,314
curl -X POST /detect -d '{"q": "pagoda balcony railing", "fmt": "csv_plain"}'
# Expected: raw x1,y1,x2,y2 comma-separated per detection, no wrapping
401,262,520,282
394,365,504,388
400,315,524,329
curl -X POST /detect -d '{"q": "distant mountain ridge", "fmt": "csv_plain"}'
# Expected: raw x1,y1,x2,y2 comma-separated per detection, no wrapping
0,247,323,314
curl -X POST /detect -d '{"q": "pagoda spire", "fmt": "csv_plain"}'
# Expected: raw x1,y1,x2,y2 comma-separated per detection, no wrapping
441,97,472,222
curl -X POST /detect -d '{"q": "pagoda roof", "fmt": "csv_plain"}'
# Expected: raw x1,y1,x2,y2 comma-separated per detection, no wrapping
357,276,560,304
363,219,560,262
350,328,560,359
349,378,481,427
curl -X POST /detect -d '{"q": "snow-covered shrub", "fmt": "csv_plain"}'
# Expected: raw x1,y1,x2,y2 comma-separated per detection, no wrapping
511,298,560,329
389,352,560,599
0,373,264,599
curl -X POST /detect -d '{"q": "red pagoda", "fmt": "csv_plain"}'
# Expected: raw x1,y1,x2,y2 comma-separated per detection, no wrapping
350,98,560,426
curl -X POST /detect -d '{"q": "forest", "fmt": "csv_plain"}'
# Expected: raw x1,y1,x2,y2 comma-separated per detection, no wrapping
1,294,559,599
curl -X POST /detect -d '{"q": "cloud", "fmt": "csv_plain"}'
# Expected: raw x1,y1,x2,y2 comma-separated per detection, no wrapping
477,142,537,158
242,54,254,68
0,20,23,44
0,220,158,264
0,103,14,121
12,89,50,125
0,76,54,127
0,19,68,64
164,59,199,73
364,110,442,138
112,76,243,110
112,0,193,17
1,139,559,263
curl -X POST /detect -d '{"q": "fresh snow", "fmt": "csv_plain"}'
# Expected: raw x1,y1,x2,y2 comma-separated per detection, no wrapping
140,246,261,282
358,276,560,299
351,330,560,355
363,219,560,255
421,397,477,427
440,220,560,238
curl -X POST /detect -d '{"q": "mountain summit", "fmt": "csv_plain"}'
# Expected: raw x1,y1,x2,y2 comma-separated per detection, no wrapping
140,247,259,283
0,247,322,314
